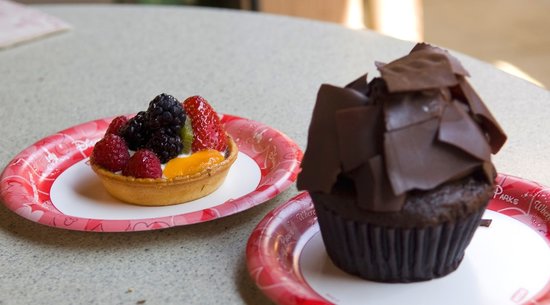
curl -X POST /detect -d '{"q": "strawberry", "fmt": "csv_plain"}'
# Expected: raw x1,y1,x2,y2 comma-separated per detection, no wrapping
105,115,128,136
122,149,162,179
182,95,227,152
91,134,130,172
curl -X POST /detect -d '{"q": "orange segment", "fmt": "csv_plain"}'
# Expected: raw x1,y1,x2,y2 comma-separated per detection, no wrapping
163,149,225,179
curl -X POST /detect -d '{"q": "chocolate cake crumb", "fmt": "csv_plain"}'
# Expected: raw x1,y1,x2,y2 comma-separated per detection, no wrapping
479,218,493,227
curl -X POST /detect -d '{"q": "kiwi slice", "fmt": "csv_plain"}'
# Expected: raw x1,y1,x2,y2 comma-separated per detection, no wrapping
180,118,194,154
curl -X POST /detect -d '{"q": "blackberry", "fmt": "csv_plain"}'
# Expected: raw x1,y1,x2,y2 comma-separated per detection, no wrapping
121,111,150,150
146,93,186,134
146,129,183,163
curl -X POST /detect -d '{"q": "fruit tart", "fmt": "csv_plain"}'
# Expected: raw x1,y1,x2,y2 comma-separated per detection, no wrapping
90,94,238,206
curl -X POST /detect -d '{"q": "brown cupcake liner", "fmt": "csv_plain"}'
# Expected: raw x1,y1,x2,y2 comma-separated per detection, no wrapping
313,199,487,283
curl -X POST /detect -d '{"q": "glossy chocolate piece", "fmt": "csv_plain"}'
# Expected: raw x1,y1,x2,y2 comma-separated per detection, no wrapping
438,100,491,161
456,77,507,153
378,49,459,92
383,90,445,131
410,42,470,77
345,73,369,95
297,84,368,193
335,105,382,172
384,118,480,195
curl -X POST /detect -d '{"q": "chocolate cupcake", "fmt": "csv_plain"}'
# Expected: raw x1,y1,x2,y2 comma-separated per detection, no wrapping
297,43,507,282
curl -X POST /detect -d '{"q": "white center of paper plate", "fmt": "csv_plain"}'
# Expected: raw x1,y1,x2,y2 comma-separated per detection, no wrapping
50,152,261,220
300,210,550,305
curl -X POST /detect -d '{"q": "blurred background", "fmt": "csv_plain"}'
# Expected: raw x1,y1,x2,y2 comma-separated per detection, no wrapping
16,0,550,89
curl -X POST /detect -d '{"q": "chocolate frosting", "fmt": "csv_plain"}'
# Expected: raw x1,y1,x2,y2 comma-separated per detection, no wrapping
297,43,507,212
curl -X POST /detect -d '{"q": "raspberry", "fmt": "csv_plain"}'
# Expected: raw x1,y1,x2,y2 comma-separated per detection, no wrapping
183,95,227,153
146,93,186,134
121,111,149,151
91,134,130,172
146,129,183,163
122,149,162,179
105,116,128,136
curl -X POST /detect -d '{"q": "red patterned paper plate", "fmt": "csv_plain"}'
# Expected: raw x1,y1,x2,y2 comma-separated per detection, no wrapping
247,174,550,305
0,114,302,232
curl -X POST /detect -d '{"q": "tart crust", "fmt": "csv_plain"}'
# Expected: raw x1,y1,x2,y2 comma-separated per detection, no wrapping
91,136,238,206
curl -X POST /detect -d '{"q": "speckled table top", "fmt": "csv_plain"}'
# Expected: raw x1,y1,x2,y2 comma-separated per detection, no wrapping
0,4,549,305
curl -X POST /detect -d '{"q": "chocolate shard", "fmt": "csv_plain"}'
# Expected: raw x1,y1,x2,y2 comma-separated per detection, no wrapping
440,87,452,101
374,61,386,69
378,49,459,93
384,118,481,195
479,219,493,227
410,43,470,77
366,77,389,101
297,84,368,193
345,73,369,95
383,90,446,131
351,155,405,212
455,77,507,153
336,105,383,172
438,100,491,162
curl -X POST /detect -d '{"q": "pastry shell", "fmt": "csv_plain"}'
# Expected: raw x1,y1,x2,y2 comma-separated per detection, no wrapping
91,136,238,206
